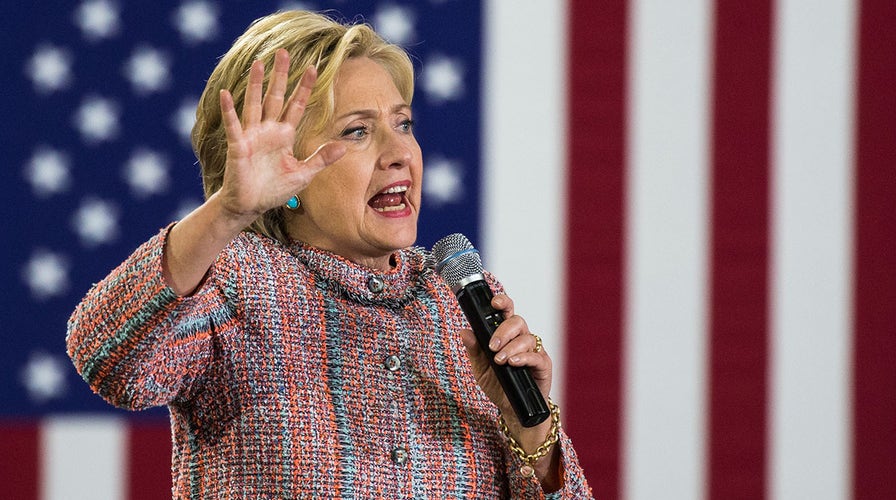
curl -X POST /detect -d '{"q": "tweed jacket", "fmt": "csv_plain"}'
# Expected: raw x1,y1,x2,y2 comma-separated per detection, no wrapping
67,228,593,499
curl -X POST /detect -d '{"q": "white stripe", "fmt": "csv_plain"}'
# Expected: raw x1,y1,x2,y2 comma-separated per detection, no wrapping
624,1,712,499
42,415,126,500
482,0,568,406
770,1,856,499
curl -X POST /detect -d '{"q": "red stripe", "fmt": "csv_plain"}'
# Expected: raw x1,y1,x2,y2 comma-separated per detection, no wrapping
0,421,41,500
707,1,773,499
564,1,628,498
126,420,172,500
853,1,896,498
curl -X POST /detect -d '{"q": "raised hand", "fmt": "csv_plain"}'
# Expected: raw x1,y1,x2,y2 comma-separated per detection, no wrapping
217,48,345,219
163,49,345,296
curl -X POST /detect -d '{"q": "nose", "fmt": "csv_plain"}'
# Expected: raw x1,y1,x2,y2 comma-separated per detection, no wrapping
376,128,414,170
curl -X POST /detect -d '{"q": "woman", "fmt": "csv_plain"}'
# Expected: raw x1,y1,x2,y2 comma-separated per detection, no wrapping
67,10,593,499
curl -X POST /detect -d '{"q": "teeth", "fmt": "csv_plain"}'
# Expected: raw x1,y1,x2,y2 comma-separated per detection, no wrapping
374,203,407,212
381,185,408,194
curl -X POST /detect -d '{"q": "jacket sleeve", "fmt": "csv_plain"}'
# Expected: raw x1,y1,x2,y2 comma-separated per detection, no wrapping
505,428,595,499
66,226,239,410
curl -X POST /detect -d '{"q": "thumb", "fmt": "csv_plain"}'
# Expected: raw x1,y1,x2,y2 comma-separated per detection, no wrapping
286,142,347,191
459,329,489,364
459,328,478,353
302,141,346,173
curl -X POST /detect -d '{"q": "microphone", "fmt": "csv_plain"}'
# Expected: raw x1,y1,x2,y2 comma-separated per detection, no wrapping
432,233,550,427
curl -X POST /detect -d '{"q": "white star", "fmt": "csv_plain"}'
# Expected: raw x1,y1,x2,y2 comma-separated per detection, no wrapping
23,249,70,300
74,0,121,41
278,2,317,11
373,5,416,45
72,197,119,247
171,98,198,142
21,352,68,403
173,1,220,44
420,55,465,103
25,45,73,94
124,46,171,94
124,149,170,197
24,147,72,197
424,156,463,204
73,96,120,143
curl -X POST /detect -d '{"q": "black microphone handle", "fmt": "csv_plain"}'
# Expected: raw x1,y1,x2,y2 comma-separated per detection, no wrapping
455,279,550,427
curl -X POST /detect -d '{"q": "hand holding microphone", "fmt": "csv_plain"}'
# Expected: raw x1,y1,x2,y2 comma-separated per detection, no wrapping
432,233,551,427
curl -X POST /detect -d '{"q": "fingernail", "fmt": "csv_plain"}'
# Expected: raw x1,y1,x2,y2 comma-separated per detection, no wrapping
489,338,501,351
495,352,506,363
509,356,520,364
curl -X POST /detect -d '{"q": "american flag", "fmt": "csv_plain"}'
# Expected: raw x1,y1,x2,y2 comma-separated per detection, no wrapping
2,1,894,499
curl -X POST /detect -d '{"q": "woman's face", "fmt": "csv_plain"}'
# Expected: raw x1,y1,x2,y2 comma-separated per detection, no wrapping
289,57,422,270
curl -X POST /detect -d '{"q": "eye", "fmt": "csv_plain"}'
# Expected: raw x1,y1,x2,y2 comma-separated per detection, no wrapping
341,125,368,140
397,119,415,133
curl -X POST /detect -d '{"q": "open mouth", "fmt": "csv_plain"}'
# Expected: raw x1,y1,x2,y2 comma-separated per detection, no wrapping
368,184,409,213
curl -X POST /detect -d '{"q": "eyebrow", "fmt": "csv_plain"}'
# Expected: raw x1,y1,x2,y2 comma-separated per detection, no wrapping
335,103,412,122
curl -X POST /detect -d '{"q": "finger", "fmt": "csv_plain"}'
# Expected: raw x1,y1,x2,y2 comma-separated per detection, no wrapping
282,65,317,126
301,141,346,173
262,49,290,120
492,329,539,365
491,293,515,318
283,142,346,193
241,60,264,126
506,350,552,371
219,89,245,147
486,314,527,353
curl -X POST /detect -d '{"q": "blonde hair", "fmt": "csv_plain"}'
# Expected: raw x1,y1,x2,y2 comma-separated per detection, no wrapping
191,10,415,243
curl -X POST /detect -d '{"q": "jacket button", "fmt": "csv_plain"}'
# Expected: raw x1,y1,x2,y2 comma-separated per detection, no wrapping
391,447,409,465
367,276,385,293
384,355,402,372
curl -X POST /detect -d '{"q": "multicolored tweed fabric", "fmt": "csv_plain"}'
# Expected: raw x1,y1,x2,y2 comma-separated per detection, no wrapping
67,227,594,499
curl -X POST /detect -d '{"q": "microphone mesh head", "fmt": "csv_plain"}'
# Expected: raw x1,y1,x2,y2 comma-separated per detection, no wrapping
431,233,484,289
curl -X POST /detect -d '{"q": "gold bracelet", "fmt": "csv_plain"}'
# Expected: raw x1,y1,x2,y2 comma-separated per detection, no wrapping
499,399,561,475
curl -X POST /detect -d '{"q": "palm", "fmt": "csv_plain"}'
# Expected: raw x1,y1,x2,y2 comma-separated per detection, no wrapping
223,119,301,213
466,342,513,409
